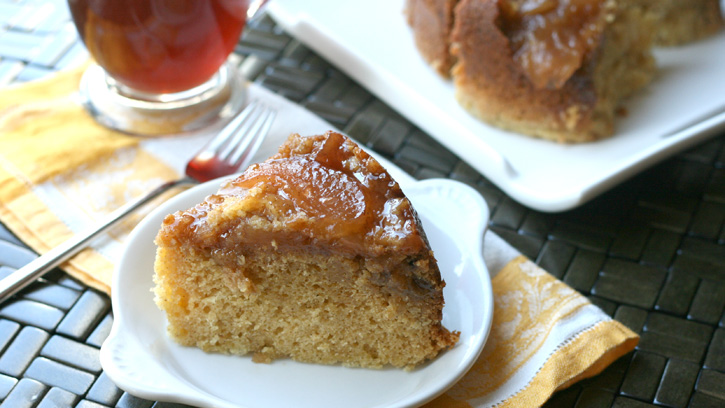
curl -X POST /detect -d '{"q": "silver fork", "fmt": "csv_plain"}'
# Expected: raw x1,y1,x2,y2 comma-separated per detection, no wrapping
0,101,276,303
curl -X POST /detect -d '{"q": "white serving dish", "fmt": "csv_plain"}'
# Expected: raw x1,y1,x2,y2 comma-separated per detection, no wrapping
267,0,725,212
101,173,493,408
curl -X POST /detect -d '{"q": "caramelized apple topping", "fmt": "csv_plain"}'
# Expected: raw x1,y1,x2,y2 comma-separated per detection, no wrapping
498,0,612,89
161,132,427,257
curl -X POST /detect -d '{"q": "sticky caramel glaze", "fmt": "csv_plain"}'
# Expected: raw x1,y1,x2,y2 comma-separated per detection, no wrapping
498,0,612,90
157,132,432,260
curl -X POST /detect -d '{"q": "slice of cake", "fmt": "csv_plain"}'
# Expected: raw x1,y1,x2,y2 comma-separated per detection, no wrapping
153,131,459,369
449,0,655,143
406,0,658,143
406,0,459,77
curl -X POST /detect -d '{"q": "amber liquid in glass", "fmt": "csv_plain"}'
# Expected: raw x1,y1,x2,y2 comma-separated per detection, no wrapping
68,0,247,94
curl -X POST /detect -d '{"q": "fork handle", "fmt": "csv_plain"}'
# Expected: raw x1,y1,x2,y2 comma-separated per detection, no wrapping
0,177,195,304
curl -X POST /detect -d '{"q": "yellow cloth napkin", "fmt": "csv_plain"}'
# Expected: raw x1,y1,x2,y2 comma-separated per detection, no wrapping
0,65,637,407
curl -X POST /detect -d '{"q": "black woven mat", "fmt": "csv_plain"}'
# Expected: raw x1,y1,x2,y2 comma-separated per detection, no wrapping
0,2,723,407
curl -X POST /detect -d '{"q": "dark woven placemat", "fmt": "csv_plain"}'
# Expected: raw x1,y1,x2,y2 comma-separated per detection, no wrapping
0,3,723,407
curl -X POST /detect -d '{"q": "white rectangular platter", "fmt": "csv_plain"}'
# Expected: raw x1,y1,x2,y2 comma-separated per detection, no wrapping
267,0,725,212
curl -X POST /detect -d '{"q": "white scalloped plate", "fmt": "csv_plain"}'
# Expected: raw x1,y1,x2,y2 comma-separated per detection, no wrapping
100,175,493,408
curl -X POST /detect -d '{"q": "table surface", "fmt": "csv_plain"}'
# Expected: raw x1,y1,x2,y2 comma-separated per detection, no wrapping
0,1,723,407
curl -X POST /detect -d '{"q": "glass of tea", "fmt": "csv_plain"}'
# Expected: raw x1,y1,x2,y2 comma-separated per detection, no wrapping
68,0,251,136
